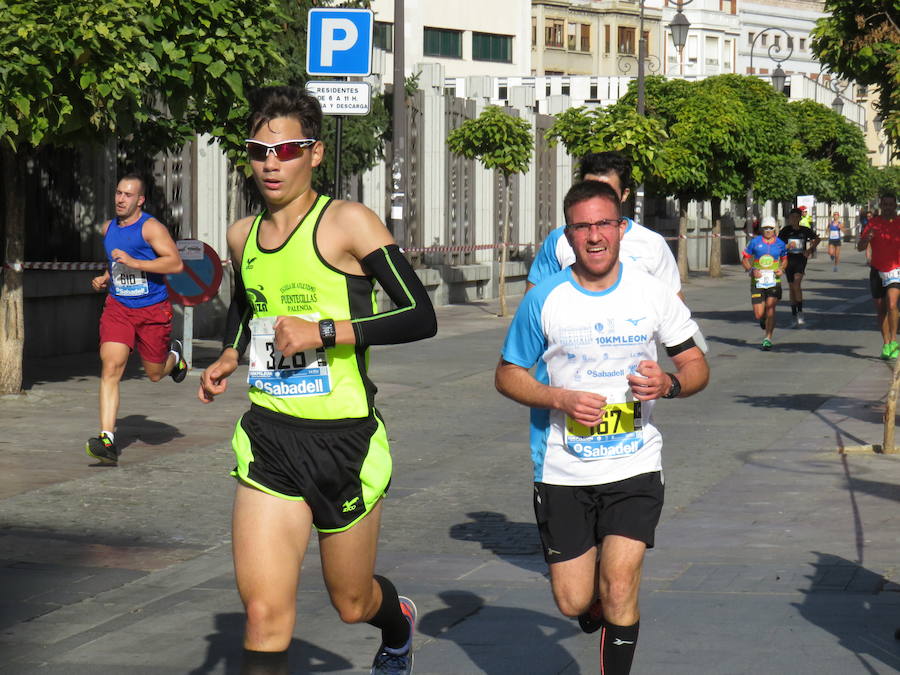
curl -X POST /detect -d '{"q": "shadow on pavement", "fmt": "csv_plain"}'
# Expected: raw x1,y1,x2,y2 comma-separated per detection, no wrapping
694,309,872,332
114,414,184,451
22,351,147,389
418,590,580,674
793,552,900,674
190,612,352,674
709,335,871,358
449,511,543,561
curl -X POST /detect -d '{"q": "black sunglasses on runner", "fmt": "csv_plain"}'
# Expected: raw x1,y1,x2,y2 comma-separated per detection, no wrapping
245,138,317,162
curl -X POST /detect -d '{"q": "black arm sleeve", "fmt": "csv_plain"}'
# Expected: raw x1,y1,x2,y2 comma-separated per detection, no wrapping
222,267,251,356
351,244,437,346
665,337,697,358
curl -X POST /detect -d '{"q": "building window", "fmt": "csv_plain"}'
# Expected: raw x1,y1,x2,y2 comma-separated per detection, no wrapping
761,34,767,46
473,32,512,63
568,24,590,51
799,38,806,51
546,19,564,48
720,0,736,13
424,27,462,58
774,35,781,48
604,25,611,54
374,21,393,52
532,18,537,47
618,27,636,55
748,32,755,46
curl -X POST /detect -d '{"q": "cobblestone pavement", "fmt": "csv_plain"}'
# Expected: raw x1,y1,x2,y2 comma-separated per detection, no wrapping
1,248,900,673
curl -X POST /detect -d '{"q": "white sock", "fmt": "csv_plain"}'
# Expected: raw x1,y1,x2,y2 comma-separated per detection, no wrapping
101,430,115,442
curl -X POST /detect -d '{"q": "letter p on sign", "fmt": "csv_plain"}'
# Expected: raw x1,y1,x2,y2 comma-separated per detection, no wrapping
307,8,373,77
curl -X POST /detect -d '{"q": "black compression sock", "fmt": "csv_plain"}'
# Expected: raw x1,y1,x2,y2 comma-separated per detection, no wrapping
791,304,798,315
759,317,766,330
240,649,289,675
367,575,410,650
599,620,639,675
797,302,803,313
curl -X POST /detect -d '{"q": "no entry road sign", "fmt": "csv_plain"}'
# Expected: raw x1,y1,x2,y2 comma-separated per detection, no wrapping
166,240,223,306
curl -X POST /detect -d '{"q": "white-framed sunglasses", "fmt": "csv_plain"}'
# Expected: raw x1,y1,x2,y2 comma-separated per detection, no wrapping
244,138,317,161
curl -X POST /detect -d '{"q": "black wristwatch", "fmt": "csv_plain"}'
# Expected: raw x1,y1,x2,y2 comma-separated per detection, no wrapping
662,373,681,399
318,319,336,348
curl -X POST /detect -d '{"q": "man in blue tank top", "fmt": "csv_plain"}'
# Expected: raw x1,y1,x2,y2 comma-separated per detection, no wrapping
87,174,187,465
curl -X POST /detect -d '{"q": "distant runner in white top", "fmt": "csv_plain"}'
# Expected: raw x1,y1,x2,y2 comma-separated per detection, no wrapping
526,152,682,299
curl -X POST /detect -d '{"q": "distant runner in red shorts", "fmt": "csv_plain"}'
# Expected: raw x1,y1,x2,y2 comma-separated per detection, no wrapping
87,174,187,465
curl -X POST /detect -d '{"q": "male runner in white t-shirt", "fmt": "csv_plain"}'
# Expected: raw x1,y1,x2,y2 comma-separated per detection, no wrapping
526,152,681,298
497,180,709,675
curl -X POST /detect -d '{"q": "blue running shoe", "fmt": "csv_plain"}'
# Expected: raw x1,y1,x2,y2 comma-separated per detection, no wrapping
371,596,416,675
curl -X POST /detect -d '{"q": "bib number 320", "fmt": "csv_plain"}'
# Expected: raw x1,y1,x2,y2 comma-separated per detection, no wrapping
248,316,332,398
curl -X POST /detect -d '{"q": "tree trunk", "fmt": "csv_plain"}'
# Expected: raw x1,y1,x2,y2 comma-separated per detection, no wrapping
498,174,509,318
884,354,900,453
709,197,722,278
677,198,689,283
0,146,26,394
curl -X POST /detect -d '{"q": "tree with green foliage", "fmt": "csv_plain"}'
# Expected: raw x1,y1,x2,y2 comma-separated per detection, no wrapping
874,164,900,196
544,105,668,185
812,0,900,144
788,99,874,206
0,0,286,394
447,106,533,317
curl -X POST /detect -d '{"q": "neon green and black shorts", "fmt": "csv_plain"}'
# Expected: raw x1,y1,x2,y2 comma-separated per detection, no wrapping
231,404,392,532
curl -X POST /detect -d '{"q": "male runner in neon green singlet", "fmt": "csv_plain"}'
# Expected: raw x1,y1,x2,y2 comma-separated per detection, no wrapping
199,87,436,675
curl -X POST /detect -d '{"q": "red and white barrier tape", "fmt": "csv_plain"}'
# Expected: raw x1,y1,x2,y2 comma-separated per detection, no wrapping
3,261,107,271
6,234,745,269
402,242,532,254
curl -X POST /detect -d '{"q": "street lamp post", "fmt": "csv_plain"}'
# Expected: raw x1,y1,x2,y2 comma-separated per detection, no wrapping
745,28,794,232
616,1,662,222
748,27,794,93
667,0,693,77
819,66,850,116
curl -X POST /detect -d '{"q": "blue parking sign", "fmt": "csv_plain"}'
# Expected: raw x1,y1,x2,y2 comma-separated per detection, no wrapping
307,8,374,77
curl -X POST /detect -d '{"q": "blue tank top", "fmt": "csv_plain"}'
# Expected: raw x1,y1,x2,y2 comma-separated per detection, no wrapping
104,212,169,308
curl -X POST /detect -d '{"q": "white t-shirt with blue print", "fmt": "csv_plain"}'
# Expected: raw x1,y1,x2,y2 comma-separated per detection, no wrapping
527,219,681,294
502,264,697,486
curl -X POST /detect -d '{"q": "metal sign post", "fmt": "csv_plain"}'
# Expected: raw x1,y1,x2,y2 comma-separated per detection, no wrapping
166,240,224,369
306,8,374,199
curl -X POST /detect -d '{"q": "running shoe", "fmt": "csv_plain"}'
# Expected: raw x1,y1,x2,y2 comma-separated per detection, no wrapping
833,266,839,272
796,313,806,326
882,344,893,360
891,341,900,359
169,340,188,383
577,598,604,634
761,338,773,351
85,433,118,465
371,596,416,675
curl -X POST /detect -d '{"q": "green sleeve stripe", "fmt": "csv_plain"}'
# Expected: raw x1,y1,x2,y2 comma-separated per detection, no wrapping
351,246,417,324
227,307,252,349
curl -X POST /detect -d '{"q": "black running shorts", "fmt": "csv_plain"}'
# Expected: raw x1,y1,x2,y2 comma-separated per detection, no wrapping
785,255,808,283
533,472,665,564
750,281,782,304
231,404,392,532
869,266,900,299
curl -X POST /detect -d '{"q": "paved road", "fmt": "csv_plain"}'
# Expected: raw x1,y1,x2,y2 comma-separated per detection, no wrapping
1,247,899,673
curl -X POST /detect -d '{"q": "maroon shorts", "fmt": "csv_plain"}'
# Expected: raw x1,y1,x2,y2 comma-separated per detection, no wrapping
99,295,173,363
